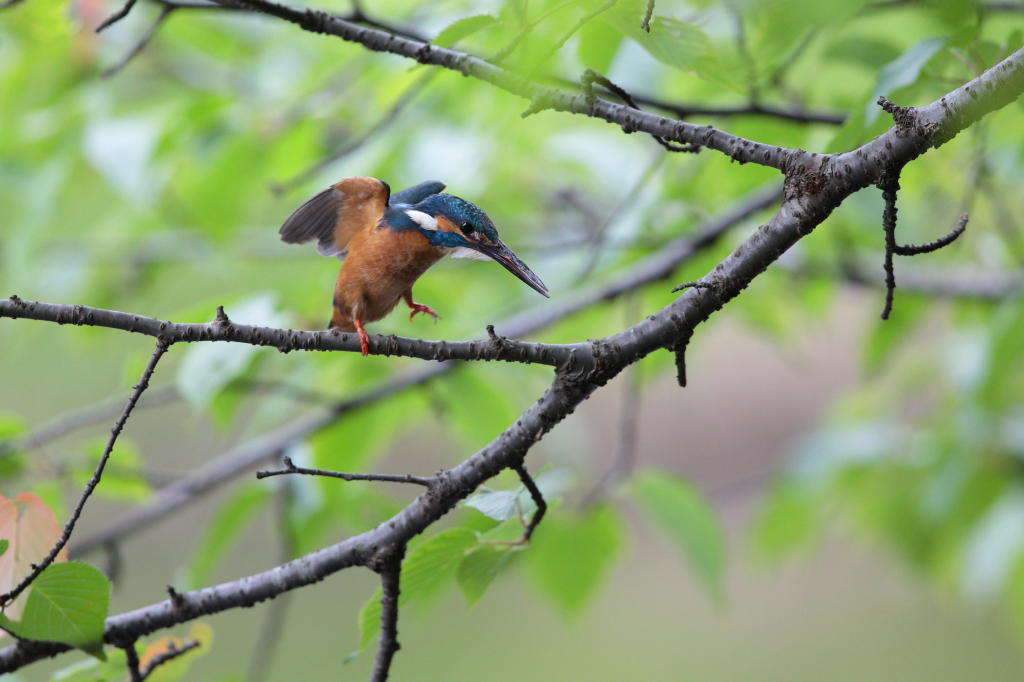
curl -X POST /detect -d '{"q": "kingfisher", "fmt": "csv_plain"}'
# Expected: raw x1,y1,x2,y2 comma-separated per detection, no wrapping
279,177,549,355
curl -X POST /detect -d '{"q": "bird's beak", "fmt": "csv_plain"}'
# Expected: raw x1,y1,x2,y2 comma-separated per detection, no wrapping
476,240,550,298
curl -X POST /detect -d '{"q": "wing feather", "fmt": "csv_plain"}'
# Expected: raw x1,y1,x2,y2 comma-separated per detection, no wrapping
278,177,391,260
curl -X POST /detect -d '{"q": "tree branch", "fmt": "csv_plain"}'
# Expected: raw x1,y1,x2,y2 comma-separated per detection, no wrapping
202,0,804,171
67,186,777,556
4,45,1021,669
0,296,592,370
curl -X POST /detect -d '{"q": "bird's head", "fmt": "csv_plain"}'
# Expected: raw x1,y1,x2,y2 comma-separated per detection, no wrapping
401,194,549,298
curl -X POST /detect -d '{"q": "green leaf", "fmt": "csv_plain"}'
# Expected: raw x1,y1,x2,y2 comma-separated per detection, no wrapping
602,4,735,90
0,562,110,657
358,529,477,650
862,295,926,374
525,505,623,616
577,15,624,73
749,481,823,561
52,647,127,681
463,468,572,522
183,483,270,589
456,545,515,605
432,14,499,48
631,470,724,597
0,412,25,441
0,539,7,558
436,369,523,448
866,37,947,124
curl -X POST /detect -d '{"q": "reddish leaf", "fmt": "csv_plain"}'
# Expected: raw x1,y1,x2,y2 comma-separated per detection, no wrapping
0,493,67,620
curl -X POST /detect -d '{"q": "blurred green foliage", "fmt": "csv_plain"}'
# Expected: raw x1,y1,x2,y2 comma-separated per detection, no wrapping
1,0,1023,678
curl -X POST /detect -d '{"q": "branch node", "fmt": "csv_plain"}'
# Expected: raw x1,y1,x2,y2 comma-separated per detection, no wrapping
877,95,917,130
167,585,186,611
214,305,231,326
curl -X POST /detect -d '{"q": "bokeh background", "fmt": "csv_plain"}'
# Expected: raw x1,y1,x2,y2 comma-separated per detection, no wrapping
2,0,1024,679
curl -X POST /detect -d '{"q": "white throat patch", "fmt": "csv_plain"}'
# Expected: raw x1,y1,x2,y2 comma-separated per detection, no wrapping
451,246,491,261
405,209,438,230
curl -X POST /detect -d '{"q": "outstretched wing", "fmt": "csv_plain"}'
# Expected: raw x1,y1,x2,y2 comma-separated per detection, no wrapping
278,177,391,260
389,180,445,206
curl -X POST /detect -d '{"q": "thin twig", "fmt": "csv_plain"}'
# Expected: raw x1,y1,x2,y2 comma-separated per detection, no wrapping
0,338,170,608
255,456,434,486
272,70,436,195
511,463,546,543
96,0,139,32
123,642,143,682
102,5,174,78
576,150,664,281
893,214,968,255
641,0,655,31
879,169,900,320
139,640,201,679
581,296,642,506
582,69,701,154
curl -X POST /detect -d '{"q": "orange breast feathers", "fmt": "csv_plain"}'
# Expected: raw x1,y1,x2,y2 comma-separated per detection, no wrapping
329,224,444,331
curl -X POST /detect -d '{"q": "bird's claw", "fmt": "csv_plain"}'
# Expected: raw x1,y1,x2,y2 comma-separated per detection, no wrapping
408,303,440,323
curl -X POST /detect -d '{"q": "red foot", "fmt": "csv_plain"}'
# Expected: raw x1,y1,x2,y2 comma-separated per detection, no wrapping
407,302,440,323
353,318,370,356
403,291,439,323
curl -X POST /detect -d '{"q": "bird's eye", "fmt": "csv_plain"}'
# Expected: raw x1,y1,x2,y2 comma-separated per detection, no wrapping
460,221,475,235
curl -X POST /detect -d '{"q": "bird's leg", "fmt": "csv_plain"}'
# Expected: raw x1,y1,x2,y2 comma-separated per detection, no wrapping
403,289,440,323
353,318,370,356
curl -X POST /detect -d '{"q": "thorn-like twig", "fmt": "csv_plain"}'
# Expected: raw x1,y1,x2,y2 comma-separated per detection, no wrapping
255,456,434,486
0,338,170,608
370,553,404,682
894,213,968,255
641,0,655,31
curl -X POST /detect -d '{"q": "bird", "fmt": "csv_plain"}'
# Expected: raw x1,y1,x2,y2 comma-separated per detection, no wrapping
278,176,549,356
